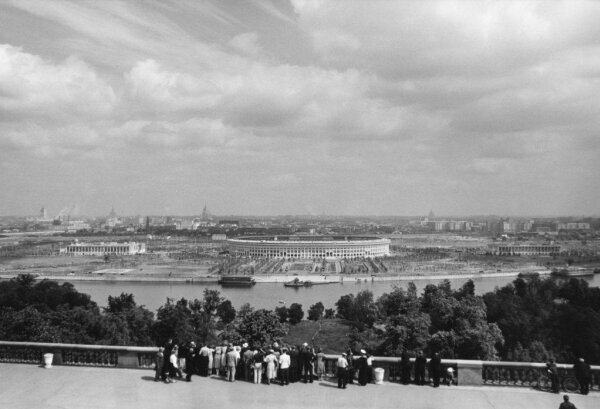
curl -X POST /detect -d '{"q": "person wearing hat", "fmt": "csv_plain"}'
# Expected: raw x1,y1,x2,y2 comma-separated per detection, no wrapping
289,345,300,383
429,352,442,387
357,349,369,386
252,348,265,384
573,358,590,395
184,342,197,382
243,343,255,382
547,358,560,393
301,343,315,383
226,346,239,382
337,353,349,389
346,350,355,385
264,348,278,385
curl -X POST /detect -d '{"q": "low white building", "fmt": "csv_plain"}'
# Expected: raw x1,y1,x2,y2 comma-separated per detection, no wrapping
60,242,146,256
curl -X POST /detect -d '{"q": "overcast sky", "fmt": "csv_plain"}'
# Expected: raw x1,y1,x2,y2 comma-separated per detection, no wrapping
1,0,599,217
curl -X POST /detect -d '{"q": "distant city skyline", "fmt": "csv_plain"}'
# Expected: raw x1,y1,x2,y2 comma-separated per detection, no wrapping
1,1,599,217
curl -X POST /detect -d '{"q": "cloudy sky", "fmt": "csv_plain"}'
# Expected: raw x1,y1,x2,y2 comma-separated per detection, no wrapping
1,0,599,217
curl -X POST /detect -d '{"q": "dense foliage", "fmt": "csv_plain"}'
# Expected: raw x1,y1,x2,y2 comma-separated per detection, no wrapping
1,274,599,364
483,276,600,363
336,277,600,364
340,281,503,360
0,275,154,345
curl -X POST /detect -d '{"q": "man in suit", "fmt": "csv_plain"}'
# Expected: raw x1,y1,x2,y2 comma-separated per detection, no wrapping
226,345,238,382
414,350,427,385
429,352,442,387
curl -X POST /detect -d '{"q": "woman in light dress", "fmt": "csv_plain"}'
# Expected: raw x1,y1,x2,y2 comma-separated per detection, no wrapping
316,347,326,380
220,343,228,376
264,349,278,385
213,346,222,376
207,345,214,375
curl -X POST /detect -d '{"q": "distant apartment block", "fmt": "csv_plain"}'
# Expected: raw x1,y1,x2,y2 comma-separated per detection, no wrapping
60,242,146,256
424,220,473,232
557,222,590,230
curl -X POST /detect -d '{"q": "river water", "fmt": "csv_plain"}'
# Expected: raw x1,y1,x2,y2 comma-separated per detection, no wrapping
71,274,600,313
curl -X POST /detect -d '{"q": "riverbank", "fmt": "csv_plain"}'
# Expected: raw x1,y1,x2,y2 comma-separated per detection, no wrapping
0,269,551,284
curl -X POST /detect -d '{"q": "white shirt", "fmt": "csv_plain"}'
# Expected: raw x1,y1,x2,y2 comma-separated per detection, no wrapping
279,353,291,369
337,357,348,368
170,353,178,368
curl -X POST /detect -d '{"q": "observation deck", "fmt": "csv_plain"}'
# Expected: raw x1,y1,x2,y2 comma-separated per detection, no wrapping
1,341,599,409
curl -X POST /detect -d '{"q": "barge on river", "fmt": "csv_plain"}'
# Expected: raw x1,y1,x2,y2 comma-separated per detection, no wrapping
217,276,256,287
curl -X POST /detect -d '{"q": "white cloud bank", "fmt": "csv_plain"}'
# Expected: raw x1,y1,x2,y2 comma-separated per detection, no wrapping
0,0,599,216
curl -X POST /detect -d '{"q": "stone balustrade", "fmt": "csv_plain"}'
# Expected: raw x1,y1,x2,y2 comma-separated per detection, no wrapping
0,341,156,369
1,340,598,392
322,355,599,392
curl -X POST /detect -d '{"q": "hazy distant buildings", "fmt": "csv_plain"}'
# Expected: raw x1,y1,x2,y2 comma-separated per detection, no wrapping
558,222,590,231
423,220,473,232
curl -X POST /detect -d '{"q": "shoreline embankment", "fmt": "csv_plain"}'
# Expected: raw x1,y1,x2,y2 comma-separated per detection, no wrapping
0,270,551,284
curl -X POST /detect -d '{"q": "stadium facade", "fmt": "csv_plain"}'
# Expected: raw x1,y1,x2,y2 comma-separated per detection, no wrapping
227,235,390,259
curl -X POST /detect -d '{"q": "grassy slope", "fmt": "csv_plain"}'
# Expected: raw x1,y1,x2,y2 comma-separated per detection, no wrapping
282,318,351,354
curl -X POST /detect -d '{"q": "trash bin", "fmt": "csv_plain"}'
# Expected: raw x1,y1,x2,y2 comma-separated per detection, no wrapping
43,353,53,368
374,367,384,384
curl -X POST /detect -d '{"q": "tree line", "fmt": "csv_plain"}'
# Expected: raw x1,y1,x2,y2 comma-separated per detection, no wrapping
0,274,598,364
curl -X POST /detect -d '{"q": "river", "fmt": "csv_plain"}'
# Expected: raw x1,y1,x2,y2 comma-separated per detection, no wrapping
70,274,600,313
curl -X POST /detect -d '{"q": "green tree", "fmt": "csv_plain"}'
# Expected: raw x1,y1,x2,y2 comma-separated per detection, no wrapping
275,306,288,323
307,302,325,321
288,303,304,324
216,300,236,324
237,309,286,347
103,293,154,346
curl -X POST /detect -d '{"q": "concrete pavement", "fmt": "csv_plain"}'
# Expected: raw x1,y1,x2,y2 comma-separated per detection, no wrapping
1,363,598,409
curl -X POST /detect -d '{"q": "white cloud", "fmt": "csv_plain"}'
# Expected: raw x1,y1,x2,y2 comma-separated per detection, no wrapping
0,44,116,118
228,32,263,57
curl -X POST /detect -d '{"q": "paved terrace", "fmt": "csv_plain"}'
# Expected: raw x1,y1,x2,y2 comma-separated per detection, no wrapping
1,363,599,409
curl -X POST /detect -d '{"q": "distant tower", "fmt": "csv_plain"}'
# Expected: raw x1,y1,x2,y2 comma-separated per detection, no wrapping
40,206,48,220
428,210,435,220
108,207,117,218
145,216,150,232
201,204,209,220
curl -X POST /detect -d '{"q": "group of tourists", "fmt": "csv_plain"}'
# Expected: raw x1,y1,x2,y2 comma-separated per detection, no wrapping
334,349,374,388
154,339,331,385
547,357,592,396
154,339,593,398
153,339,455,389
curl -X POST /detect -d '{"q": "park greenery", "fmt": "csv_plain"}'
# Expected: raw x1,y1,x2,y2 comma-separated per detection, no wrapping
0,274,599,364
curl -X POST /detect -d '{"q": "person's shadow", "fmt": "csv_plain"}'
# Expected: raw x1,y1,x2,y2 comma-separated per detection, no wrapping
141,376,157,382
318,381,339,388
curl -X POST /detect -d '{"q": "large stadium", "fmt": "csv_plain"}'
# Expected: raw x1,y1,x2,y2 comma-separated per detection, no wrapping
227,235,390,259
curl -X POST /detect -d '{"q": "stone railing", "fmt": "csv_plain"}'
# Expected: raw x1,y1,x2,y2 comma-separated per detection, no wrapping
0,341,157,369
482,361,600,392
1,341,598,392
322,355,600,391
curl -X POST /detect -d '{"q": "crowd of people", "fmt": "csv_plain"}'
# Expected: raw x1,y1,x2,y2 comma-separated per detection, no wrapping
154,339,332,385
153,340,459,389
153,339,594,398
